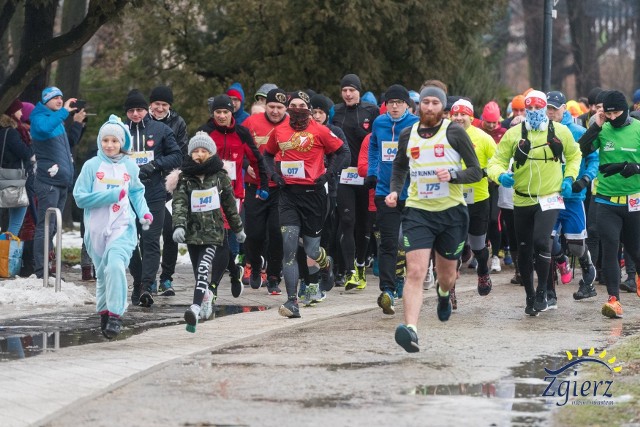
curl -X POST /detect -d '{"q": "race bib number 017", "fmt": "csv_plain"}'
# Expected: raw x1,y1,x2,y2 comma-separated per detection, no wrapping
280,161,305,179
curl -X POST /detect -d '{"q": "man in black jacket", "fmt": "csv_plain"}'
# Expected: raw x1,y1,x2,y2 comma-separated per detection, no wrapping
124,89,182,307
148,85,189,297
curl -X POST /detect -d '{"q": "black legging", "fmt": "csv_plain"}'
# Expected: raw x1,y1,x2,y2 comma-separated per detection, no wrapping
187,243,224,305
514,204,559,298
337,184,370,272
596,203,640,299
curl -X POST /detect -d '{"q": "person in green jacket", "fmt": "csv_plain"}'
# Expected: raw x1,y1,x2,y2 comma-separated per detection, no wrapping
487,90,581,316
166,132,246,333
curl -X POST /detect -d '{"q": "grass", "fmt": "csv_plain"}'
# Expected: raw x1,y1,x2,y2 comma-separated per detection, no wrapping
552,335,640,426
61,247,81,264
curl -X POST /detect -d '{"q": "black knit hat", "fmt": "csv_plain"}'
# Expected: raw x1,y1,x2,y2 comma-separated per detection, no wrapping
340,73,362,92
595,90,610,105
587,87,603,105
207,94,234,114
603,90,628,112
384,84,410,105
287,90,311,108
310,94,331,115
265,88,288,105
124,89,148,112
149,86,174,104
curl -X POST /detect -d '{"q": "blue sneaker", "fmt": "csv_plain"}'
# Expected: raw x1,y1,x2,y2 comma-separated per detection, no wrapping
159,279,175,296
504,250,513,266
436,282,452,322
394,276,405,299
394,324,419,353
146,281,158,295
298,280,308,304
373,257,379,277
377,290,395,315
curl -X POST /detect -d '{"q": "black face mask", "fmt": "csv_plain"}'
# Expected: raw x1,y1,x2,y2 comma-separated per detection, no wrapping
287,107,311,131
608,110,629,128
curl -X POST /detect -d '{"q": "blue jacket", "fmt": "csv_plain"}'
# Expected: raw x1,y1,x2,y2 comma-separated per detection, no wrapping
228,82,250,125
126,114,182,203
367,111,419,199
560,111,598,201
30,103,77,188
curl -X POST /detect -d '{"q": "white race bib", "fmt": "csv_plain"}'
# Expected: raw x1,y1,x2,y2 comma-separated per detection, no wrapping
191,187,220,213
131,151,155,166
223,160,237,180
628,193,640,212
463,187,475,204
339,167,364,185
539,193,565,211
280,161,305,179
417,177,449,199
381,141,397,162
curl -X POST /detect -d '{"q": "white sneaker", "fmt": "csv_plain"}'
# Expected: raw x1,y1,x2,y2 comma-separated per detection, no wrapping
200,289,215,320
490,255,501,273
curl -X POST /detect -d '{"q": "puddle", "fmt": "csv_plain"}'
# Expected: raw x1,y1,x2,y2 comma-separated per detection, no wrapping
0,304,268,361
407,354,591,426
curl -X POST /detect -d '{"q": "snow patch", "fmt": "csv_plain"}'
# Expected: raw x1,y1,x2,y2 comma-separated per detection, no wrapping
0,276,95,307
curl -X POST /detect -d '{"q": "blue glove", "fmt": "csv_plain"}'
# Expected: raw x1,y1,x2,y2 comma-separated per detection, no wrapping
256,189,269,200
560,178,573,199
498,172,514,188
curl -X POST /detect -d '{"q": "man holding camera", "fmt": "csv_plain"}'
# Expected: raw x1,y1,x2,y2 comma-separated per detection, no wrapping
123,89,182,307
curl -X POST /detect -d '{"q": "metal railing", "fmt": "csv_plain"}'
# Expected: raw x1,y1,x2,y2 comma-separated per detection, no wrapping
43,207,62,292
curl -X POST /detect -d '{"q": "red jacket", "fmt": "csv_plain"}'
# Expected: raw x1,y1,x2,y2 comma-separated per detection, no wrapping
242,113,289,187
357,134,376,212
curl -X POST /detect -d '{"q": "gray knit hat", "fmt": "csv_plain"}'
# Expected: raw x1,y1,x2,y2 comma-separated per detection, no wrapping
255,83,278,101
188,131,217,155
419,86,447,108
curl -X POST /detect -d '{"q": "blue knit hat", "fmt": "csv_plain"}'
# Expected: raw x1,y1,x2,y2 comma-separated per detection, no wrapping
42,87,63,104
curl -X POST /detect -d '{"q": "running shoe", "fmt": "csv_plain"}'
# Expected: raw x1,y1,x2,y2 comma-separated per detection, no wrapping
511,273,522,285
231,265,244,298
344,270,359,291
557,258,572,284
436,282,452,322
394,324,419,353
490,256,501,273
319,256,335,291
601,296,623,319
279,299,301,318
249,270,263,289
242,264,252,286
477,273,492,296
103,315,123,339
581,264,596,287
298,279,308,304
184,304,200,333
503,249,513,266
159,279,175,296
335,273,345,287
620,277,636,293
377,290,395,315
547,296,558,310
534,289,548,312
309,284,326,304
356,264,367,289
139,291,154,308
266,276,282,295
200,289,215,320
525,296,539,316
303,283,320,307
573,279,597,300
147,281,158,296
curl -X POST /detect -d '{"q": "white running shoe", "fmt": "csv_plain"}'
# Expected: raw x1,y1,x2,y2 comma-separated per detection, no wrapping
490,255,501,273
200,289,215,320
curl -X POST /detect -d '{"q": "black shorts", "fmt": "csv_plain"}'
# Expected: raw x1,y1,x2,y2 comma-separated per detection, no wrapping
279,185,327,237
467,198,490,236
402,204,469,260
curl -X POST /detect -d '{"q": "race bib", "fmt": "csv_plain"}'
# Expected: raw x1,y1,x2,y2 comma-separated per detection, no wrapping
191,187,220,213
463,187,475,204
280,161,305,179
223,160,237,180
628,193,640,212
381,141,397,162
417,177,449,199
131,151,155,166
339,167,364,185
539,193,565,211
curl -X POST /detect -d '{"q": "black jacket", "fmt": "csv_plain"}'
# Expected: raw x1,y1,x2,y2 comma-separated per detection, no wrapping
332,102,379,166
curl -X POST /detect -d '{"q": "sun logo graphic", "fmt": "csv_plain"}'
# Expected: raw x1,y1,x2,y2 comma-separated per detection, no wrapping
542,347,622,407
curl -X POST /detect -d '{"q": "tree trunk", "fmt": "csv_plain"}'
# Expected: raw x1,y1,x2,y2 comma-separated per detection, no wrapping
522,0,544,89
566,0,600,96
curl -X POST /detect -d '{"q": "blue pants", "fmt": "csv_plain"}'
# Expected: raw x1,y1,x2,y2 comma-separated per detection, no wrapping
33,180,68,278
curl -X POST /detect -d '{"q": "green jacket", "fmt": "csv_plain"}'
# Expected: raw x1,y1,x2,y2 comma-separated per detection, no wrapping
169,156,242,246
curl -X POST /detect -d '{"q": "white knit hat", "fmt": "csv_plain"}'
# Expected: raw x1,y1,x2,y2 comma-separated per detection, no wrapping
98,114,131,151
188,131,217,155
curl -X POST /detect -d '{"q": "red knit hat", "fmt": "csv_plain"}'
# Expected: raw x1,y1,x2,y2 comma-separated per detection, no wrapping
5,99,23,117
226,88,243,101
482,101,501,122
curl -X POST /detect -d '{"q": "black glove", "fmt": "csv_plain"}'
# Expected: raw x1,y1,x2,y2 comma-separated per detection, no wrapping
599,162,627,177
271,173,286,188
571,177,590,193
364,175,377,189
138,161,157,181
620,163,640,178
315,174,329,188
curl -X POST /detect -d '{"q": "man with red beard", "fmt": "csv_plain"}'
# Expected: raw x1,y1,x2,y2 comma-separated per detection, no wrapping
241,88,289,294
386,85,482,352
263,91,349,318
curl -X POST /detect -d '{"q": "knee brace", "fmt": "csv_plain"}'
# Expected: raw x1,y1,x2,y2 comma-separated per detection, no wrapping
567,239,586,258
467,234,486,252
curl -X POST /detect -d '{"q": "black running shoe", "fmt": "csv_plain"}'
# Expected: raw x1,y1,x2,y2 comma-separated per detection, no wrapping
620,277,637,293
278,299,301,318
319,256,335,291
395,324,419,353
100,311,109,338
231,266,244,298
573,279,597,300
525,296,539,316
131,283,142,306
249,271,263,290
436,283,452,322
534,290,548,312
139,291,154,308
266,276,282,295
103,316,123,339
477,274,492,296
